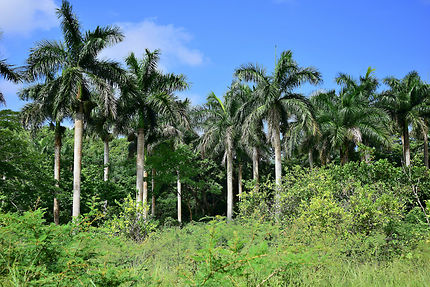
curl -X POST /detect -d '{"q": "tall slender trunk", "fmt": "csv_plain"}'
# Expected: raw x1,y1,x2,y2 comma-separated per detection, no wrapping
103,138,109,181
53,126,61,225
401,122,411,167
272,121,282,217
72,107,84,218
238,163,243,199
424,130,428,169
252,146,259,190
177,171,182,223
226,134,233,221
151,168,156,216
273,122,282,186
143,170,148,218
136,127,145,205
308,149,314,170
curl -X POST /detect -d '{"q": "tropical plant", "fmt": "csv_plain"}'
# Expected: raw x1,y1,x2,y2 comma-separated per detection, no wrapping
19,77,68,224
378,71,430,166
86,85,118,182
117,49,188,218
25,0,125,218
312,70,390,165
198,87,244,220
235,50,321,192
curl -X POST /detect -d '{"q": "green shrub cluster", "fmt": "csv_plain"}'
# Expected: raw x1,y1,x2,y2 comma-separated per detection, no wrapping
0,209,139,286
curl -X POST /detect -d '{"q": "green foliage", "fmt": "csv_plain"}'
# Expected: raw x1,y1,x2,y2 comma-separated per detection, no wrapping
0,110,56,214
240,160,430,257
0,209,137,286
104,196,158,242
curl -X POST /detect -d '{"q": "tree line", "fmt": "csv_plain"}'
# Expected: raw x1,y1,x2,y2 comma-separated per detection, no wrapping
1,0,429,224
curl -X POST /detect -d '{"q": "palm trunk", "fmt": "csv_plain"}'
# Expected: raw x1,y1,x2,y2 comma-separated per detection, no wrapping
252,146,259,190
308,150,314,170
320,150,327,166
143,169,148,218
136,127,145,205
151,168,156,216
53,126,61,225
238,163,243,199
226,134,233,221
401,123,411,167
272,121,282,217
424,130,428,169
341,144,349,165
72,108,84,218
103,138,109,181
273,123,282,186
177,171,182,223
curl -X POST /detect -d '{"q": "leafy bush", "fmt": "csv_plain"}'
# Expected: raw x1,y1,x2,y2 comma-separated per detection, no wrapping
0,209,138,286
104,196,158,242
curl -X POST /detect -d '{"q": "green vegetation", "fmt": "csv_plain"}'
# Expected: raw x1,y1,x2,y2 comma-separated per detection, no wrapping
1,0,430,285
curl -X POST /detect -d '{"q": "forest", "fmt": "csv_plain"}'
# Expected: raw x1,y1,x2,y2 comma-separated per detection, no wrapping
1,1,430,286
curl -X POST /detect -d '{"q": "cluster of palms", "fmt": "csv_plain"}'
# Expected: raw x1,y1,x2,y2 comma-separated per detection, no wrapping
198,59,429,220
2,1,429,223
15,1,188,223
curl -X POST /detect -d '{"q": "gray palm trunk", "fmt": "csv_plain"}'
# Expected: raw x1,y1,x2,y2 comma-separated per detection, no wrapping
273,122,282,186
177,171,182,223
272,121,282,217
401,123,411,167
308,150,314,169
238,163,243,199
53,130,61,225
226,133,233,221
252,146,259,190
72,110,84,218
103,138,109,181
136,127,145,205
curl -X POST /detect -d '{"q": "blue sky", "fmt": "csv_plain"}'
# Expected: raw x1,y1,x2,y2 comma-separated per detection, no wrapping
1,0,429,111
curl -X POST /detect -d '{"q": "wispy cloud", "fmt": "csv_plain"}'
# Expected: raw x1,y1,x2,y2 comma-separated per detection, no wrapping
0,0,58,35
99,19,205,69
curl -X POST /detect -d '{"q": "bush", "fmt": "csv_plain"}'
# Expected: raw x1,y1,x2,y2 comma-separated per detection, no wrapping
104,196,158,242
0,209,138,286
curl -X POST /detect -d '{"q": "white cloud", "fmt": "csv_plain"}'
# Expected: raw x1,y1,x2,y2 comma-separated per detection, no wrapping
99,20,205,69
0,0,57,35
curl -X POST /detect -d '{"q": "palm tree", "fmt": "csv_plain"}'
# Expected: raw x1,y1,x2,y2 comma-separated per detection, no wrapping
235,50,321,188
229,83,264,194
312,69,389,165
378,72,430,167
117,49,188,218
25,0,125,218
198,89,242,220
86,84,118,182
19,78,67,224
147,99,191,222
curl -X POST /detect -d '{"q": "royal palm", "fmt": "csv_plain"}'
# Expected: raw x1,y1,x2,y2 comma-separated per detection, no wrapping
25,0,125,217
117,49,188,218
235,50,321,187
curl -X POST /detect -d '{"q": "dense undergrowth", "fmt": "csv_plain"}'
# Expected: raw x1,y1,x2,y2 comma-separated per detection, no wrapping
1,160,430,286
